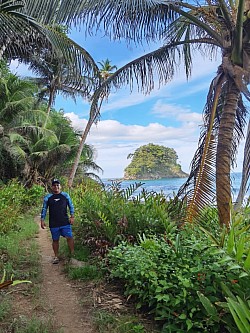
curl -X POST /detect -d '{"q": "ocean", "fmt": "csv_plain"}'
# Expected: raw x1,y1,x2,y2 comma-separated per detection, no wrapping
102,172,248,201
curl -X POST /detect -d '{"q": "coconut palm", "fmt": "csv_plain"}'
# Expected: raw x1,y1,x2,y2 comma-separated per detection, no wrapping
50,0,250,228
67,59,116,187
0,67,40,180
44,110,103,184
98,59,117,79
27,49,100,128
0,66,57,184
0,66,67,184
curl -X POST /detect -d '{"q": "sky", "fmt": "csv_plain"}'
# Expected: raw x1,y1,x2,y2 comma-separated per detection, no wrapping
10,27,245,179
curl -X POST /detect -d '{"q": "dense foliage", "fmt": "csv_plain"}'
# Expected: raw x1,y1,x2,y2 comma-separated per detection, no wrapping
124,144,187,180
0,180,44,234
1,180,250,332
0,62,102,186
70,181,250,333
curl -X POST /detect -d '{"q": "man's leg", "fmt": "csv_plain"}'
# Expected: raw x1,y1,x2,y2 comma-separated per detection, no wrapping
52,239,59,257
61,225,74,255
50,228,60,263
66,237,74,255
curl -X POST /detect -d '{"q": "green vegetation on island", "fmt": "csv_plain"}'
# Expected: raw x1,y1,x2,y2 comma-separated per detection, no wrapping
124,143,188,180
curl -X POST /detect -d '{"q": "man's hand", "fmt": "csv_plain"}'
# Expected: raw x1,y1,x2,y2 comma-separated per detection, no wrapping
69,216,74,225
41,220,46,229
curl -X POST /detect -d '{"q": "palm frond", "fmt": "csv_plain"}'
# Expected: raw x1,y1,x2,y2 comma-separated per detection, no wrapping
1,2,101,88
2,135,26,161
53,0,176,42
177,73,226,222
89,36,219,124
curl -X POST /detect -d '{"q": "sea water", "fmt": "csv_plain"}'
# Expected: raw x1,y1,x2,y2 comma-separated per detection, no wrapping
102,172,249,201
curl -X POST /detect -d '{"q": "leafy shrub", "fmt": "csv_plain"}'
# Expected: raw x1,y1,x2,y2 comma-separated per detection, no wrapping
71,182,178,255
107,229,245,332
0,181,44,234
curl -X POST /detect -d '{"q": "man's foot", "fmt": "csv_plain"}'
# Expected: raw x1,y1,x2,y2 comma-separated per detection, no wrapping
52,257,59,264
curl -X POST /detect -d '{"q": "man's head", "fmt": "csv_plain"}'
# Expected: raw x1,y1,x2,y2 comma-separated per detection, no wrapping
51,179,61,193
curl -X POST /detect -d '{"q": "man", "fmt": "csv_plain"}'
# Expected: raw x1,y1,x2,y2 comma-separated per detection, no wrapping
40,179,75,264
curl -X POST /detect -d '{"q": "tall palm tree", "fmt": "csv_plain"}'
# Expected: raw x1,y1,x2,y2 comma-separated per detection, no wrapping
68,59,116,187
54,0,250,228
98,59,117,79
27,50,99,128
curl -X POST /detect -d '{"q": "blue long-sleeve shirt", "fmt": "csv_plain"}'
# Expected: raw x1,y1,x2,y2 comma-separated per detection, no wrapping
41,192,74,228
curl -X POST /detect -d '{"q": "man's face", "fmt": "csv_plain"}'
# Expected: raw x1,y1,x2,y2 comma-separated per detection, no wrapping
52,183,61,194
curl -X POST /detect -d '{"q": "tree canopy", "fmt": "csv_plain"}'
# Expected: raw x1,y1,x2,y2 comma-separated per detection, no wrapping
124,143,187,180
0,65,102,186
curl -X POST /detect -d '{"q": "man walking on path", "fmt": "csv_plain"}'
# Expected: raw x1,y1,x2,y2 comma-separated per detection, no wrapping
40,179,75,264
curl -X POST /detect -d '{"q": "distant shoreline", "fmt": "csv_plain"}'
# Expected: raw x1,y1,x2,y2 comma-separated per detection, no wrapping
104,171,242,182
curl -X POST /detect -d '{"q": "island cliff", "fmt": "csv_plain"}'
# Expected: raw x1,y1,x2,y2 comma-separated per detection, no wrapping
124,143,188,180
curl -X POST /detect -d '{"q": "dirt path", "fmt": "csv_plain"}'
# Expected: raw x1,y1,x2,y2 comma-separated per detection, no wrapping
36,216,96,333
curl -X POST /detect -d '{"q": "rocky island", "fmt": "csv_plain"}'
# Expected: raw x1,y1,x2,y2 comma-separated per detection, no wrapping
124,143,188,180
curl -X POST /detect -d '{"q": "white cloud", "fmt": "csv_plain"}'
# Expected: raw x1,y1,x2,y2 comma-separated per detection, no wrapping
65,112,201,178
152,100,190,117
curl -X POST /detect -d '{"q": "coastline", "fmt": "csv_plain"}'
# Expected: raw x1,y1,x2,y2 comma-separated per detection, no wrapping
103,172,246,200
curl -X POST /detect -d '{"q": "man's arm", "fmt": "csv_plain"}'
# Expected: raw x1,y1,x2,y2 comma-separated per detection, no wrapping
40,195,50,229
64,192,75,224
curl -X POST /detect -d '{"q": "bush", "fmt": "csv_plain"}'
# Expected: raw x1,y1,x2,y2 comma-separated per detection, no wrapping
71,182,178,255
107,229,244,332
0,180,44,234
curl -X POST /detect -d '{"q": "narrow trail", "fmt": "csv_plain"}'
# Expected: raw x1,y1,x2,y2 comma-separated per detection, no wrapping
35,216,96,333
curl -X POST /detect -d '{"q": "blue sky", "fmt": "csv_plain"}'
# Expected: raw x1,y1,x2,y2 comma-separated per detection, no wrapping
10,28,245,179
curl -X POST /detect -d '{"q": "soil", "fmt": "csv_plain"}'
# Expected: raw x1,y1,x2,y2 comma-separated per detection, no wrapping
37,216,97,333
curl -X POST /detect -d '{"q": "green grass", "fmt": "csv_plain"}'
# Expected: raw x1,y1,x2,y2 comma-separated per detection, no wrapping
59,237,90,261
0,296,11,322
0,213,53,332
10,316,63,333
0,216,40,282
68,264,102,281
93,310,156,333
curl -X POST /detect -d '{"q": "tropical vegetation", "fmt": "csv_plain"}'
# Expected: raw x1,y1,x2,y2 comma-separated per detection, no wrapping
1,180,250,332
2,0,249,224
67,58,116,187
0,61,102,186
124,143,188,179
1,1,250,332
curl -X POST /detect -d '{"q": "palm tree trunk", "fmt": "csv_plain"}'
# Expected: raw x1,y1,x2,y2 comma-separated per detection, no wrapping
44,88,55,128
68,95,104,188
68,117,94,188
216,82,240,228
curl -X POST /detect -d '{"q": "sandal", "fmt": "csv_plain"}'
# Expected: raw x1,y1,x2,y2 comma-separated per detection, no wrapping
52,257,59,264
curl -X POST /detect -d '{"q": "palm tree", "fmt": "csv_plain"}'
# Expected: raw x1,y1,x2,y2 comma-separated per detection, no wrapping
67,143,103,183
0,67,33,169
0,74,53,180
98,59,117,79
27,51,99,128
44,109,103,185
68,59,116,187
53,0,250,228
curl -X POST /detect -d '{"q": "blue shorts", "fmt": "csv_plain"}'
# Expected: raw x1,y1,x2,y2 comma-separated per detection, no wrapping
50,225,73,241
